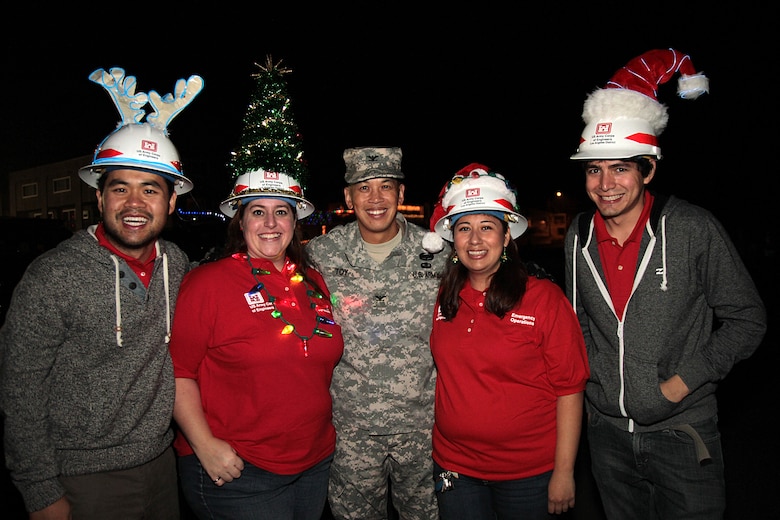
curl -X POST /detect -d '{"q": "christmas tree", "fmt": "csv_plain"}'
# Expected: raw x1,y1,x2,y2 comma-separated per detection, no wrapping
227,55,309,189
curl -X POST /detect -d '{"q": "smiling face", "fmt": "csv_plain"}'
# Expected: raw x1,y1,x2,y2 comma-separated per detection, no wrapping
344,178,405,244
97,168,176,260
240,198,296,270
452,212,511,291
584,159,655,227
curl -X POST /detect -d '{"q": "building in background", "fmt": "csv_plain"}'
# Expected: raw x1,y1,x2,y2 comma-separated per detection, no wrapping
5,155,95,230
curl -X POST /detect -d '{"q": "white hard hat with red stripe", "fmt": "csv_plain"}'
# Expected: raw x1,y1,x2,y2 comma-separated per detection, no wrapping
430,163,528,241
219,168,315,219
573,115,662,160
79,123,193,193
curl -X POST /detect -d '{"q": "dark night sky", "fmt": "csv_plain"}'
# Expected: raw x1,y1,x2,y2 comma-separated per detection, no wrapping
1,7,776,239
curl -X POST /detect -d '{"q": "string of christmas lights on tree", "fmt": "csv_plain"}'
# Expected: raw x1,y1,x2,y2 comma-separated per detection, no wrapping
226,55,310,190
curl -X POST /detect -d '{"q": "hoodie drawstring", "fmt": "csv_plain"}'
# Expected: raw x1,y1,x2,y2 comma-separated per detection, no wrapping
110,242,172,347
659,215,668,291
571,233,579,312
110,255,123,347
162,252,171,344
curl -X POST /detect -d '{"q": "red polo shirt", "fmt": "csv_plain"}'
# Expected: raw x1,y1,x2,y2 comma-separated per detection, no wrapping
95,223,156,287
594,191,654,318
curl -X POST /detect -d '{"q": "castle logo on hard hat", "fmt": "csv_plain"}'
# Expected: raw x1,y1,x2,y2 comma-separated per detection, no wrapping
234,170,275,194
571,48,709,161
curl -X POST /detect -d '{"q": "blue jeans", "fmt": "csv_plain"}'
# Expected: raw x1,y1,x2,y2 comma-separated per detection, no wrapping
178,452,333,520
587,413,725,520
432,460,553,520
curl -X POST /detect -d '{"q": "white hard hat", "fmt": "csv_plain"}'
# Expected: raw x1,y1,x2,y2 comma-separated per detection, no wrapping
431,163,528,241
220,168,314,219
570,117,663,160
79,123,193,194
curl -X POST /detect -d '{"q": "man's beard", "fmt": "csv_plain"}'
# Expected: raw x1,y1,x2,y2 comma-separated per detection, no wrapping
102,213,158,252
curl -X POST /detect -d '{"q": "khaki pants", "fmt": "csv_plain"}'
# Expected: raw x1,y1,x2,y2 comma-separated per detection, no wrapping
60,446,179,520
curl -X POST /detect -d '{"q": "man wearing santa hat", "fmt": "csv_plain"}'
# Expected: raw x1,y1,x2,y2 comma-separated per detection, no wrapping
564,49,766,519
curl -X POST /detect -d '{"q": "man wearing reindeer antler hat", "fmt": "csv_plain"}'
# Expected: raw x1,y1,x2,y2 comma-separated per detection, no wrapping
0,67,203,519
564,49,766,519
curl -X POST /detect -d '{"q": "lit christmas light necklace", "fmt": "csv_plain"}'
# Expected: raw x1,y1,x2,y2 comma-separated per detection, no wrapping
244,254,333,357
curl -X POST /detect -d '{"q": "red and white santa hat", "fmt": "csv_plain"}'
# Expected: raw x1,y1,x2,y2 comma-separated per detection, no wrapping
421,163,528,253
570,48,709,160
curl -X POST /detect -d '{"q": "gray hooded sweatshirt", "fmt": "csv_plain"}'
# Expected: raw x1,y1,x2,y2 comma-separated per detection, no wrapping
0,226,190,512
564,193,766,434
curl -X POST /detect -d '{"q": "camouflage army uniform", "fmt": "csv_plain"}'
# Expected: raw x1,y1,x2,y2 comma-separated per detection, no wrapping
307,214,449,520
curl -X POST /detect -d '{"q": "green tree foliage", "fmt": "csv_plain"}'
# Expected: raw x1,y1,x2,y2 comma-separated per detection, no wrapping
227,55,309,189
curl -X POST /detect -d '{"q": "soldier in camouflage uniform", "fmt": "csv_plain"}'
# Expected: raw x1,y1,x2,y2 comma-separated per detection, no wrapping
306,146,449,520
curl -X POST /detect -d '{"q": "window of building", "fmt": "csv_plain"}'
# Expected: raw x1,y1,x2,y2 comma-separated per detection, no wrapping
53,176,71,194
21,182,38,199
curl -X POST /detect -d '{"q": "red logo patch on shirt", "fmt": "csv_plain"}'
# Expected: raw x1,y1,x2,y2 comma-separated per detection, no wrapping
244,291,273,313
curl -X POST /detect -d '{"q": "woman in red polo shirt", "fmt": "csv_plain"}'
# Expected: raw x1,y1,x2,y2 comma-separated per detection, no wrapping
427,163,589,520
169,169,343,520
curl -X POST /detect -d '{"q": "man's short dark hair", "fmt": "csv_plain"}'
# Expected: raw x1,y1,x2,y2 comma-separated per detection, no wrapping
96,169,175,196
579,156,655,178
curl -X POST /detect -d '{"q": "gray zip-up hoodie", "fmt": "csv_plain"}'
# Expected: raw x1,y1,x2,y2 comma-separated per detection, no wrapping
0,226,190,512
564,193,766,433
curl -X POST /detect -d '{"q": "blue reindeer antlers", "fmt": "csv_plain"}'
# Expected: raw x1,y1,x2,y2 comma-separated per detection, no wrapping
147,75,205,131
78,67,204,195
88,67,204,132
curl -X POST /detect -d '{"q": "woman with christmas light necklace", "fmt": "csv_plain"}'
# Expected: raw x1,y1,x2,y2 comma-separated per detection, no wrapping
168,169,344,519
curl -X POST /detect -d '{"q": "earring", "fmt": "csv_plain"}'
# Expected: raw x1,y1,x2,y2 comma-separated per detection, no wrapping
500,247,508,263
451,253,459,264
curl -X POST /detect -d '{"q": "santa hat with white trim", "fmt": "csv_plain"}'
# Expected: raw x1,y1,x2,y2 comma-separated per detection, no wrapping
421,163,528,253
570,48,709,161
